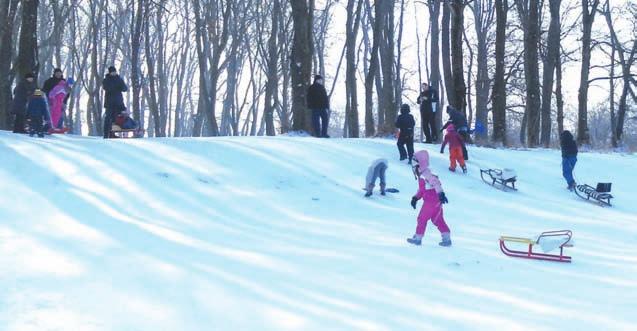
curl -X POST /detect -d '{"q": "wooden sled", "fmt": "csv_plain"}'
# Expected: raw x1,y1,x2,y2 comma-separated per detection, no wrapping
574,183,613,207
111,124,145,138
480,168,517,191
499,230,573,263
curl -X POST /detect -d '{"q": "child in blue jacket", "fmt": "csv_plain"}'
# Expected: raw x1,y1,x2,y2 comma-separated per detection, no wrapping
27,89,50,137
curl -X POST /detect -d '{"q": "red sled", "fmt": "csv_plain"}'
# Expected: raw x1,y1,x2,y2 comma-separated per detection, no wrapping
499,230,573,263
48,127,71,134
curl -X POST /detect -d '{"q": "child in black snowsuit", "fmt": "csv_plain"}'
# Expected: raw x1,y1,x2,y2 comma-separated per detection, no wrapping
26,90,50,138
395,104,416,164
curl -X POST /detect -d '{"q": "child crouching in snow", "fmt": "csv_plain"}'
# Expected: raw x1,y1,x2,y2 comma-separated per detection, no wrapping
407,150,451,246
365,159,388,197
440,124,466,173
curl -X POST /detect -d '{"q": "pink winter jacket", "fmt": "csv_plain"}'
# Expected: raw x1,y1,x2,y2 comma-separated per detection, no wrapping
413,150,443,196
440,124,464,152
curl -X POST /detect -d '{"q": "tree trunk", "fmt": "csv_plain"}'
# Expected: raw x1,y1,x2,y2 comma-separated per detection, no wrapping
441,0,454,105
345,0,363,137
576,0,600,145
491,0,507,145
429,0,443,137
378,0,395,133
450,0,466,113
0,0,19,130
290,0,315,133
17,0,40,78
265,0,281,136
540,0,561,147
555,57,565,135
516,0,541,147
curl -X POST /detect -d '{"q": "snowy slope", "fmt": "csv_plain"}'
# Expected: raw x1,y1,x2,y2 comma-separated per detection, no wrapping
1,131,636,331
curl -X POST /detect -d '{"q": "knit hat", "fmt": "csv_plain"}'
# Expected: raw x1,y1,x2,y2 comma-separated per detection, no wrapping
108,66,117,73
66,77,75,85
54,68,63,74
446,124,456,132
314,74,323,81
400,104,410,114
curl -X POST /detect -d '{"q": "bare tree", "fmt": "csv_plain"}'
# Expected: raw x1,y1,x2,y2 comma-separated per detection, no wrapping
289,0,314,133
492,0,508,145
345,0,363,137
540,0,562,147
516,0,541,146
576,0,600,145
0,0,19,129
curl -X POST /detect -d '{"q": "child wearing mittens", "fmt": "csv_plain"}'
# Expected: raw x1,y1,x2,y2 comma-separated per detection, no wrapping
407,150,452,246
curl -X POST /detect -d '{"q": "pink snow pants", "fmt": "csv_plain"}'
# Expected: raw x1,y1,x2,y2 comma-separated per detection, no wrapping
50,94,65,128
415,188,450,236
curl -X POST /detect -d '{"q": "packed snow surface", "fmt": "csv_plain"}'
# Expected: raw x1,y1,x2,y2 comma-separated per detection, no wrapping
1,131,636,331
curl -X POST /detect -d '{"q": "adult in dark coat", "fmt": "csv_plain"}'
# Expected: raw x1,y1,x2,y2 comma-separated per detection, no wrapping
395,104,416,164
102,66,128,138
442,106,469,160
416,83,439,143
42,68,65,98
11,73,37,133
560,130,578,190
306,74,330,138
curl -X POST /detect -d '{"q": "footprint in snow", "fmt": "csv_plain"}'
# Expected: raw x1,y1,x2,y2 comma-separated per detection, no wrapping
156,172,170,178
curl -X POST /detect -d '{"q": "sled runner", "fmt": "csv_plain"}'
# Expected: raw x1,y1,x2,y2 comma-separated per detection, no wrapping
111,124,145,138
480,168,517,191
574,183,613,207
499,230,573,263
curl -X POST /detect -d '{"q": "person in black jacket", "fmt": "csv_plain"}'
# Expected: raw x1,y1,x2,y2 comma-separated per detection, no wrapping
416,83,439,143
560,130,578,191
306,74,330,138
442,106,469,160
102,66,128,138
395,104,416,164
11,73,37,133
42,68,65,97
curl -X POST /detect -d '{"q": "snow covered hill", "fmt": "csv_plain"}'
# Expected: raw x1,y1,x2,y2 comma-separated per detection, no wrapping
1,131,636,331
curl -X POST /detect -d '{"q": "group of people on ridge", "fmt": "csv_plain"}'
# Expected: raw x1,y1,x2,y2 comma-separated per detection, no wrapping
10,66,139,138
11,69,74,137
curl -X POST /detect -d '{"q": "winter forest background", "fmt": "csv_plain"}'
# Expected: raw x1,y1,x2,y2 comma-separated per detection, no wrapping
0,0,635,149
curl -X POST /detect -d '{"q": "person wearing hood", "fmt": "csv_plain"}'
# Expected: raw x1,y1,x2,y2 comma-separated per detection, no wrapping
440,124,466,173
11,73,36,133
102,66,128,138
442,106,469,160
416,82,439,143
48,78,74,129
306,74,330,138
395,104,416,164
407,150,452,247
560,130,578,191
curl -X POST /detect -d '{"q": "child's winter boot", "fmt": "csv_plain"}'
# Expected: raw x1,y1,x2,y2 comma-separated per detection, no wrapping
449,167,456,172
364,184,373,197
380,183,386,196
567,182,576,191
462,166,467,174
439,232,452,247
407,234,423,246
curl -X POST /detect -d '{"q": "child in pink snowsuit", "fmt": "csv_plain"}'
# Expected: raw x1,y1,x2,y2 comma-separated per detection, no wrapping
48,79,70,129
407,150,452,246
